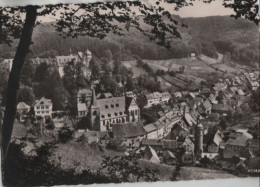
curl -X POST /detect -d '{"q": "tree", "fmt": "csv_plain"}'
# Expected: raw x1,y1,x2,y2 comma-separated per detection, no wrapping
33,62,48,82
18,86,35,106
58,126,73,144
21,59,34,86
1,0,259,163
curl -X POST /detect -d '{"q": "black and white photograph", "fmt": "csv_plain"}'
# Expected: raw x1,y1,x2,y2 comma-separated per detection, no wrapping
0,0,259,186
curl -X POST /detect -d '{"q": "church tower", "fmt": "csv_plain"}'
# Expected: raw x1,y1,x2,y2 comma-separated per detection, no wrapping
194,116,203,159
90,87,100,130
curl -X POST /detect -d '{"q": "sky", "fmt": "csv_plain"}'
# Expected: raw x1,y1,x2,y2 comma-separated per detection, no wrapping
0,0,234,20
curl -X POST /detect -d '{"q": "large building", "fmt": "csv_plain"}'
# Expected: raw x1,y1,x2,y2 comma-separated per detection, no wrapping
34,97,53,119
56,50,92,78
89,89,140,131
145,92,171,108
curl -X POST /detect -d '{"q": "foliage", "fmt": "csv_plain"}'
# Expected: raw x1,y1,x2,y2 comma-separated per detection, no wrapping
106,139,126,152
18,86,35,106
101,151,158,182
45,120,55,130
58,126,74,143
63,59,88,93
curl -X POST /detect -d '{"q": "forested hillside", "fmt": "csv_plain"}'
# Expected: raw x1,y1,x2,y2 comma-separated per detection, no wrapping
0,15,258,67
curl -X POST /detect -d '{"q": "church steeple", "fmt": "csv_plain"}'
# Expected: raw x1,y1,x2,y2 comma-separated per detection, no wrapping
91,86,98,107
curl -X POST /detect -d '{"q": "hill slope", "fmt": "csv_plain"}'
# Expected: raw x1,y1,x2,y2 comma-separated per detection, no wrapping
0,16,258,67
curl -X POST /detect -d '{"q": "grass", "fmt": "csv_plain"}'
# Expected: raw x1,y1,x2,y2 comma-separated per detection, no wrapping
138,159,176,181
177,166,236,181
51,141,123,172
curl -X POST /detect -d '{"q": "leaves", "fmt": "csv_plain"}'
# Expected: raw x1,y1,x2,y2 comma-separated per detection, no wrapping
1,1,258,47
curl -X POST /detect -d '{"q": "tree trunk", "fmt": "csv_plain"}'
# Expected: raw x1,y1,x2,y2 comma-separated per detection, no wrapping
1,6,37,160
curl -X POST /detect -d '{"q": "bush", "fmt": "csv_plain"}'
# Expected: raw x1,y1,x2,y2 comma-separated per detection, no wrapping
58,126,74,143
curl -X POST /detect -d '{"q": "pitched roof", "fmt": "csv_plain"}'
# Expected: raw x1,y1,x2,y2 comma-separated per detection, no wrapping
163,150,176,159
97,96,126,120
226,134,250,147
144,123,157,133
112,123,146,139
77,103,87,111
202,99,212,110
35,97,52,106
212,104,232,112
162,140,179,149
17,102,30,110
77,89,92,98
142,139,162,146
144,146,160,162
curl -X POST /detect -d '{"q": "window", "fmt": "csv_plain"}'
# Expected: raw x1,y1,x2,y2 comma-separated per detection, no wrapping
105,105,108,109
37,107,40,109
46,106,49,109
108,113,111,117
116,104,119,107
115,112,118,116
41,106,44,109
46,111,49,114
93,111,97,115
37,112,40,114
111,104,114,108
101,115,105,118
120,112,123,115
135,110,137,115
42,111,44,114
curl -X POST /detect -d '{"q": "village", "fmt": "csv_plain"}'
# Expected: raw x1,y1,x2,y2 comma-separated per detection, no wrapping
1,49,260,178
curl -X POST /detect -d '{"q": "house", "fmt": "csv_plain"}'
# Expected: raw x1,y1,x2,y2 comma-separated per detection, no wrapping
145,91,171,108
77,103,88,118
34,97,53,118
152,121,164,139
144,123,158,139
183,113,196,127
142,139,163,152
143,146,160,163
112,123,146,140
77,89,92,104
207,129,223,153
163,150,177,164
178,136,194,153
223,131,253,159
198,99,212,115
173,91,182,99
212,104,232,115
17,102,30,114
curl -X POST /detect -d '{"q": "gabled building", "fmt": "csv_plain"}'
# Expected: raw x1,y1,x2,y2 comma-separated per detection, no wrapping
34,97,53,118
143,146,160,163
145,91,171,108
89,88,140,131
17,102,30,114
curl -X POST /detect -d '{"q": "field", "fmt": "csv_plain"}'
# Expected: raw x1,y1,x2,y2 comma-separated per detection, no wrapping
177,166,236,180
138,159,176,181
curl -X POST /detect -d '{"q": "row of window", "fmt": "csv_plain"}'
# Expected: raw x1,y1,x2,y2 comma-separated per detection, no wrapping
36,106,50,110
101,111,126,118
36,111,50,114
102,117,126,126
105,103,120,109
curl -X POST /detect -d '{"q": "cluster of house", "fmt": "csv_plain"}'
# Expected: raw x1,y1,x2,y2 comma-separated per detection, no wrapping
17,97,53,121
2,50,93,79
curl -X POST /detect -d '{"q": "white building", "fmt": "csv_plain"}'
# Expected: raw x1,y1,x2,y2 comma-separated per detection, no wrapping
56,50,92,78
145,92,171,108
34,97,53,118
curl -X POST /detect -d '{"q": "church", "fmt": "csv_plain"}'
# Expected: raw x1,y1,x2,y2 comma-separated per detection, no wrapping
88,89,140,131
